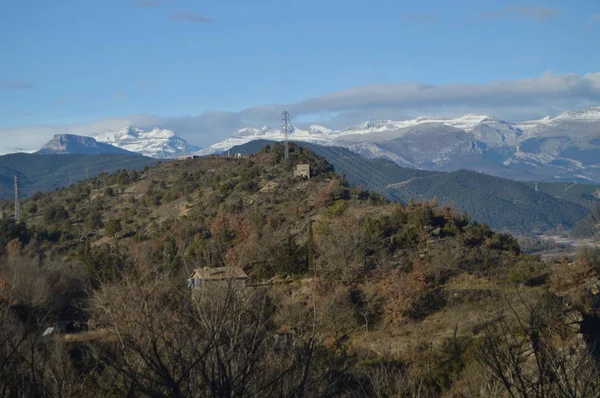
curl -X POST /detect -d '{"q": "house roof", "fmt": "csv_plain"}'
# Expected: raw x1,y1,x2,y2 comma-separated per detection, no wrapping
192,266,248,281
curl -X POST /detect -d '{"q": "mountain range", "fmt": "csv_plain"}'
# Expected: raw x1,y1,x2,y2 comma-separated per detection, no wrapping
200,106,600,183
5,135,599,234
35,127,200,158
89,126,200,158
31,106,600,184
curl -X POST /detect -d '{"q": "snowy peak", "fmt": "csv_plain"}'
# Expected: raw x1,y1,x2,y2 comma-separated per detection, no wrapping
37,134,134,155
308,125,332,134
233,126,276,138
89,126,199,158
553,107,600,121
341,114,499,136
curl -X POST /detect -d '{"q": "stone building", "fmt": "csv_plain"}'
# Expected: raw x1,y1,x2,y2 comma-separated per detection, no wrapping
293,164,310,179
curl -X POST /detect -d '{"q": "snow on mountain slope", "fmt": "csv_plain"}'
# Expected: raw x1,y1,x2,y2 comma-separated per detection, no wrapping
553,107,600,121
198,106,600,183
195,125,334,155
90,126,199,158
198,115,520,155
37,134,135,155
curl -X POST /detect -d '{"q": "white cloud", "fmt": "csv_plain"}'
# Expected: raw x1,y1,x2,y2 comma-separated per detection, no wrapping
1,71,600,153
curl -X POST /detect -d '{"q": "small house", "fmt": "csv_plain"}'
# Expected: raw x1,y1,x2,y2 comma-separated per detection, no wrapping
293,164,311,179
188,266,249,290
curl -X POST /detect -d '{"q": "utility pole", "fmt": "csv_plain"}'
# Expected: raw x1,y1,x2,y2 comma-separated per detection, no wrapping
14,176,21,222
282,111,291,160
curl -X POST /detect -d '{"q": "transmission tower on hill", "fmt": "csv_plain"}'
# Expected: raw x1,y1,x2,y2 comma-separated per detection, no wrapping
282,111,291,160
14,176,21,222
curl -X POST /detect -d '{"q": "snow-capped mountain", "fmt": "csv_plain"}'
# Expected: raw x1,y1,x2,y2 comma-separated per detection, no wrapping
89,126,199,158
37,134,136,155
199,106,600,183
195,124,334,155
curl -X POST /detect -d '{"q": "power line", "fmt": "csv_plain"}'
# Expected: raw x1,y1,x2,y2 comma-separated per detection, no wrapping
282,111,291,160
308,143,419,203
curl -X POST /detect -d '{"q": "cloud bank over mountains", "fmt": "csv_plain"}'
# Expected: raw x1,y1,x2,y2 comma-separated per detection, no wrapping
1,71,599,154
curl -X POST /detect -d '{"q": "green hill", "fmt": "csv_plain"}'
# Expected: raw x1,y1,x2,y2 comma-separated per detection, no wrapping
520,181,600,237
403,169,588,233
522,181,600,210
0,153,159,199
228,141,589,233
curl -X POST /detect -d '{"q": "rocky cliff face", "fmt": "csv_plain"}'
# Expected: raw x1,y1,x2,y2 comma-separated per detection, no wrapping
37,134,135,155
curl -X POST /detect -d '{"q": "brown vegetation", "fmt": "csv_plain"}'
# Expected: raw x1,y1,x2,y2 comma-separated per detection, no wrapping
0,143,599,396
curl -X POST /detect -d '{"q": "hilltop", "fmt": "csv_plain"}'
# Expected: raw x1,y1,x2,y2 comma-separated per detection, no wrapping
1,143,599,396
229,140,597,234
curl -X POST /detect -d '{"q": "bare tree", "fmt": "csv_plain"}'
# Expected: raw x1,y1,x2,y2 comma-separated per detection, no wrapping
477,293,600,398
90,266,325,397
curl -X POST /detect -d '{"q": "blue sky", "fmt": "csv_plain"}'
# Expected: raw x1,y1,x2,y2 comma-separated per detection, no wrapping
1,0,600,148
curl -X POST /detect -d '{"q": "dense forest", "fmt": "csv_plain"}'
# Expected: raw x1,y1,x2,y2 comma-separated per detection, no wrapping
1,143,600,397
0,153,158,198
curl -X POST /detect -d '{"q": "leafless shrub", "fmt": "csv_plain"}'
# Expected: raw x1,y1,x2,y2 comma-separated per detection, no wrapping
477,292,600,398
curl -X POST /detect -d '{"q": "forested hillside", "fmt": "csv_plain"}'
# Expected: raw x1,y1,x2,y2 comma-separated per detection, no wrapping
521,181,600,237
0,153,159,198
1,143,600,396
230,140,591,233
524,181,600,210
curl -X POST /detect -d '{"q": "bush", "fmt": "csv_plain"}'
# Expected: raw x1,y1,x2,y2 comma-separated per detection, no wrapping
577,246,600,274
0,219,29,247
325,200,349,217
31,191,43,201
43,204,69,224
105,219,122,237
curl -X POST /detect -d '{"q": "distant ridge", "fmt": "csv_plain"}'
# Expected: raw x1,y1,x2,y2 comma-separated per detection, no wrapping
37,134,135,155
0,153,158,199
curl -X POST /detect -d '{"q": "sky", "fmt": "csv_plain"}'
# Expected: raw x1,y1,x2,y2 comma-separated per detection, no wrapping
1,0,600,151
